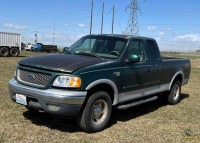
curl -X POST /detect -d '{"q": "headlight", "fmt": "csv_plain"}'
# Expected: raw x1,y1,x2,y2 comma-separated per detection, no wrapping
53,76,81,88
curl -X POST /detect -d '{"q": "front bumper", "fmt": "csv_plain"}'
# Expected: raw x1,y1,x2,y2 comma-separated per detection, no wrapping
8,78,87,116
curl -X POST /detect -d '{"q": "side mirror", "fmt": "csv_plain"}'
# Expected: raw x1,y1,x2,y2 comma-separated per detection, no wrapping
126,54,140,63
63,47,68,52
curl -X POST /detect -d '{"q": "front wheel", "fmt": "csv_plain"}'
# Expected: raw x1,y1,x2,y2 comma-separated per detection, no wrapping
76,91,112,133
167,81,181,105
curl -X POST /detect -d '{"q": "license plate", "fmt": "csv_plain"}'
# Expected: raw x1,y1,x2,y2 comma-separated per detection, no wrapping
16,94,27,105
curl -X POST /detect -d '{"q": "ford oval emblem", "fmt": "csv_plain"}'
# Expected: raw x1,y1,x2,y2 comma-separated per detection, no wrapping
27,74,35,81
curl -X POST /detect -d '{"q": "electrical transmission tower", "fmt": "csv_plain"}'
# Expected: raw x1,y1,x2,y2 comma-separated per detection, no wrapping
126,0,140,35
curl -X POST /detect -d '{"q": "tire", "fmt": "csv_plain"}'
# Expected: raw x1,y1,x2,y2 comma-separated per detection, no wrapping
0,47,9,57
10,48,19,57
76,91,112,133
167,81,181,105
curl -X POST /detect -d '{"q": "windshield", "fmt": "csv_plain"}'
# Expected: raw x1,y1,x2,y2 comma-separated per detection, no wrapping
67,36,127,59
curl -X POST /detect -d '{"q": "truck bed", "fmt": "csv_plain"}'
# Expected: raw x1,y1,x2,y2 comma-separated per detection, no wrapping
42,45,58,53
161,56,191,85
42,45,57,50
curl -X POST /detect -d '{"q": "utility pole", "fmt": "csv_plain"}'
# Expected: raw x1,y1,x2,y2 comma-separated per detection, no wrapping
53,19,55,45
90,0,94,35
35,28,37,43
101,2,104,34
112,5,115,34
126,0,140,35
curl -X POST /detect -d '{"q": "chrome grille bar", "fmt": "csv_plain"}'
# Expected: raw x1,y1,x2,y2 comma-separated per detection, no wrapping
17,69,51,87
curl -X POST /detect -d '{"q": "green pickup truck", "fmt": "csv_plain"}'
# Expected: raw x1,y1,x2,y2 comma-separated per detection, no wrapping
8,35,191,132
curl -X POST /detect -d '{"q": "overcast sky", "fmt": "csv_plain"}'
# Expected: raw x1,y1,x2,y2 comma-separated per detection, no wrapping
0,0,200,52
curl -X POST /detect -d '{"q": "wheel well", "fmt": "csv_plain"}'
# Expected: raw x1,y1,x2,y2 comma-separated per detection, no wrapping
0,46,9,49
87,83,115,104
11,47,19,50
0,46,19,50
173,74,183,84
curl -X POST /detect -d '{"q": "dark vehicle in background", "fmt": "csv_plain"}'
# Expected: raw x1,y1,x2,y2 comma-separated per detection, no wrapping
8,34,191,132
21,42,26,51
0,32,21,57
31,43,58,53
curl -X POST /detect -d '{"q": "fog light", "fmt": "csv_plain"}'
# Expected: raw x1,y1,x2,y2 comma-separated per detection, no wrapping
47,104,60,111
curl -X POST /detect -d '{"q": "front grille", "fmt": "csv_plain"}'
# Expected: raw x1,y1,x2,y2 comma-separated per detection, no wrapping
17,69,51,87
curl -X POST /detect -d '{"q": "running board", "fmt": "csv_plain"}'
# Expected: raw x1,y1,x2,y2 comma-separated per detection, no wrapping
116,96,158,110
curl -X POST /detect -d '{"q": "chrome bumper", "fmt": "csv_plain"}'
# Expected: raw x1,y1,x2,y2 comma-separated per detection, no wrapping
8,78,87,116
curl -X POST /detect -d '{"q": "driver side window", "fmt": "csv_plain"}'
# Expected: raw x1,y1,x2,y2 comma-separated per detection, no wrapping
127,40,146,61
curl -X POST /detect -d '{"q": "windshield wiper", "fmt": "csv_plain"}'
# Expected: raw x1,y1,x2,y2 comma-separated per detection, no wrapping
77,52,104,60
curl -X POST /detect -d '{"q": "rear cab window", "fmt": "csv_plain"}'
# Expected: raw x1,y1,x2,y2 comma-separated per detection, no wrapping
146,40,161,64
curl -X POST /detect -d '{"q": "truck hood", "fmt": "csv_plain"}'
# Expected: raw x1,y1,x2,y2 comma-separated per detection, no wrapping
19,53,105,73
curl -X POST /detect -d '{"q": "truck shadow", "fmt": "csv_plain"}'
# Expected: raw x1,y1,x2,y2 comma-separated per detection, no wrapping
6,56,27,58
109,93,189,126
0,55,27,58
17,56,27,57
23,111,81,132
23,93,189,133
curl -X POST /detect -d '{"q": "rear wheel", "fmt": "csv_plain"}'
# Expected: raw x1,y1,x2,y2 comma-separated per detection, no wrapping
167,81,181,105
76,91,112,133
0,47,9,57
10,48,19,57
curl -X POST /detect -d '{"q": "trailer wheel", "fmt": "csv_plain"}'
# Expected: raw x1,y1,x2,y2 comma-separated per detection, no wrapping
0,47,9,57
10,48,19,57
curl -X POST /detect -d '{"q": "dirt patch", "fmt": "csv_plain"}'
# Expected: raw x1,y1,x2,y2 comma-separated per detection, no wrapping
191,59,200,68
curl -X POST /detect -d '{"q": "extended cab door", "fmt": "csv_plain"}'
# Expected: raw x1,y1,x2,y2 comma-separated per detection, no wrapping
145,39,162,89
120,39,151,92
119,38,162,103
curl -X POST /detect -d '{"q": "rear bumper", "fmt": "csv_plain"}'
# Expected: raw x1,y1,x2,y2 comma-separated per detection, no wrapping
8,78,87,116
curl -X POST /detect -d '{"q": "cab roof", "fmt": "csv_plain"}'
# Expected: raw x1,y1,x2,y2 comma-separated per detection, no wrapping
88,34,155,41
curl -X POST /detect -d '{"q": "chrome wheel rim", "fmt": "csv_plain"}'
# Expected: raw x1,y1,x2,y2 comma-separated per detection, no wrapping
172,84,180,101
91,99,108,125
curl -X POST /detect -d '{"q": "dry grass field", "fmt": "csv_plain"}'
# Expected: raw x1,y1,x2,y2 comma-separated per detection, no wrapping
0,51,200,143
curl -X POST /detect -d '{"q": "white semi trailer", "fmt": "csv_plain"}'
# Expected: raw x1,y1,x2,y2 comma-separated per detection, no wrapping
0,32,21,57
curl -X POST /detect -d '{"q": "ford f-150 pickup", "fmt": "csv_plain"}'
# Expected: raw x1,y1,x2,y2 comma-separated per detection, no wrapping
8,34,191,132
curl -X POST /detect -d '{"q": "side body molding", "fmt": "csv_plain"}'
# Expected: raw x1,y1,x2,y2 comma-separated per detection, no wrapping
85,79,119,105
